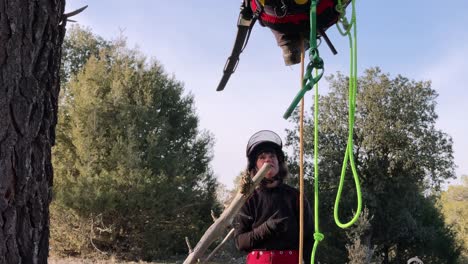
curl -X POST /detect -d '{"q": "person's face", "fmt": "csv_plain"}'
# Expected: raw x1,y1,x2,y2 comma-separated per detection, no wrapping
256,151,279,179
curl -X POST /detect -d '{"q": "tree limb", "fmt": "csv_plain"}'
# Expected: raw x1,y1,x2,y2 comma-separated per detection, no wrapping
63,5,88,19
203,228,235,263
185,237,193,254
211,210,218,222
182,163,271,264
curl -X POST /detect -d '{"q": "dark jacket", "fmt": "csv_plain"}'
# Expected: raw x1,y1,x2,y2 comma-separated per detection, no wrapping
234,182,314,263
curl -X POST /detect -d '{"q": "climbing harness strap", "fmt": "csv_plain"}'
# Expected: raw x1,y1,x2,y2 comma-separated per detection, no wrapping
251,0,309,25
246,250,299,264
216,3,258,91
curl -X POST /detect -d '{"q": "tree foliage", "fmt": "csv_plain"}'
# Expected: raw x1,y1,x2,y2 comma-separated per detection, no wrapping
51,26,219,260
285,68,459,263
439,176,468,263
60,25,111,84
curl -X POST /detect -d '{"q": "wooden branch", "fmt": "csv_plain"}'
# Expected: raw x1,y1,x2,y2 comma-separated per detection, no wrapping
185,237,193,254
63,5,88,19
89,217,107,255
183,163,271,264
211,210,217,222
203,228,235,263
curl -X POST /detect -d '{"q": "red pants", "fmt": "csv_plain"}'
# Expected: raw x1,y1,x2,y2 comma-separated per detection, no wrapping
246,250,299,264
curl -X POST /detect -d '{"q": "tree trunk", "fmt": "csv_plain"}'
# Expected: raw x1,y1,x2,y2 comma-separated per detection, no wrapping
0,1,66,263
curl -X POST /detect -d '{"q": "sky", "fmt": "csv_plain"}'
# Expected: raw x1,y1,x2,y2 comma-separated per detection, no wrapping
65,1,468,189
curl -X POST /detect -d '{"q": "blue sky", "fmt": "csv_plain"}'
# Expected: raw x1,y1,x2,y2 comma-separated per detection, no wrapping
65,1,468,189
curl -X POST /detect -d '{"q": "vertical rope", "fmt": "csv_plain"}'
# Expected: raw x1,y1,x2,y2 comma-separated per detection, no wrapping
308,1,324,263
298,37,306,264
311,68,323,263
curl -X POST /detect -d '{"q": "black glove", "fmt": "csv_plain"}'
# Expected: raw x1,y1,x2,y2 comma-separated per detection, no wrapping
252,210,288,241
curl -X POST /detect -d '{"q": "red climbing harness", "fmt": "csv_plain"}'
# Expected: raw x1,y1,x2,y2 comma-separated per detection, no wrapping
246,250,299,264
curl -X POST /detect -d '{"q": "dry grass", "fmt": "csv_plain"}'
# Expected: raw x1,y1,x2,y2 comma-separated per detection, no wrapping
48,256,170,264
48,256,241,264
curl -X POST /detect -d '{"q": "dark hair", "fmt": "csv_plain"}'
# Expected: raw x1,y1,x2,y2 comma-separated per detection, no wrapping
247,144,289,183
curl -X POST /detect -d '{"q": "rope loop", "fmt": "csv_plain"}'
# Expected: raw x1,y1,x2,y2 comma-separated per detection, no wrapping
336,0,355,36
283,61,323,119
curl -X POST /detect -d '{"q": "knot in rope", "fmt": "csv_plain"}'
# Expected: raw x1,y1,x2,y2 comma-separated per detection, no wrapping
283,49,324,119
313,232,324,242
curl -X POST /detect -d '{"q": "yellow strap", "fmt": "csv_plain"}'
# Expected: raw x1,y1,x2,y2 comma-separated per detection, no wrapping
295,0,309,4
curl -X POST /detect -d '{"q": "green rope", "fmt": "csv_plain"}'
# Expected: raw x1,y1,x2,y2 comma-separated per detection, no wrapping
311,68,323,263
283,0,323,120
311,1,362,263
308,1,324,263
280,0,362,262
333,0,362,230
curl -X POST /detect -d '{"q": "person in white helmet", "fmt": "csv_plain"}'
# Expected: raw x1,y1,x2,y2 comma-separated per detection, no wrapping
234,130,314,264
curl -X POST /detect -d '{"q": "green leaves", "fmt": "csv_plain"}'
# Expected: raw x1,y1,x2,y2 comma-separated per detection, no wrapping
439,176,468,261
286,67,458,263
51,26,219,259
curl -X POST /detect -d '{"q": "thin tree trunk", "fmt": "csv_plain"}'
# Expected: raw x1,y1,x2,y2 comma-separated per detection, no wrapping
0,1,66,263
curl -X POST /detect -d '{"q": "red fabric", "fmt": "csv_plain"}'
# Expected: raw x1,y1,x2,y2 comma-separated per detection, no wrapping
246,250,299,264
317,0,335,14
251,0,336,25
251,0,308,25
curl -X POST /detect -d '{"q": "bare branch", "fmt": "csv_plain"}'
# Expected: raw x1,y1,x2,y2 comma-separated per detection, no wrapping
211,210,217,222
183,163,271,264
185,237,193,254
204,228,235,263
63,5,88,19
89,216,108,255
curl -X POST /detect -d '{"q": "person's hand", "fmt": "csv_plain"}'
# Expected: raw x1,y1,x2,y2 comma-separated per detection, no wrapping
251,210,288,242
264,210,288,234
237,210,289,248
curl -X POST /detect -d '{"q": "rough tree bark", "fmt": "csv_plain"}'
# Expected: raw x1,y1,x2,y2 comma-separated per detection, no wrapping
0,1,66,263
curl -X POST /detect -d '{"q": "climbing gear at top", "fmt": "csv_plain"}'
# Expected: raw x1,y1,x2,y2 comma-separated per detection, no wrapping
216,1,258,91
283,0,324,119
281,42,303,65
216,0,349,91
250,0,309,26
